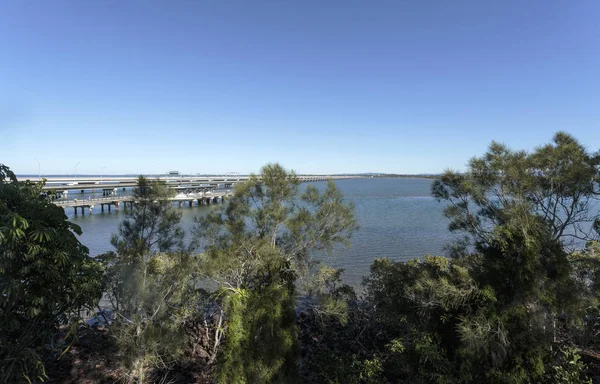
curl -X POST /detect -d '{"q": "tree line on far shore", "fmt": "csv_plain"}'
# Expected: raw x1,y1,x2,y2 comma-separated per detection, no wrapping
2,131,600,383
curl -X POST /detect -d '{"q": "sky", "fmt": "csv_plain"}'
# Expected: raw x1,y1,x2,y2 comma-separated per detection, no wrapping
1,0,599,175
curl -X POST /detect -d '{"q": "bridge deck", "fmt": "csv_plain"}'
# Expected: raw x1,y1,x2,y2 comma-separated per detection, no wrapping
23,175,359,191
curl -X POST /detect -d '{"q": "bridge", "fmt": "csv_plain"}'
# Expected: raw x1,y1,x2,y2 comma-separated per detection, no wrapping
18,174,358,193
17,174,360,215
54,190,235,215
20,174,359,199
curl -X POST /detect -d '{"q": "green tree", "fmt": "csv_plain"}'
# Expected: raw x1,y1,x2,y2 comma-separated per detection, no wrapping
431,132,597,321
431,132,600,247
360,133,597,383
194,163,358,383
100,176,194,383
0,164,103,383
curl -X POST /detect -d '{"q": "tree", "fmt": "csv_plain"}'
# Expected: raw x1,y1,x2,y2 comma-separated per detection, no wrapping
432,132,600,248
0,164,103,383
194,163,358,383
357,133,597,383
99,176,194,383
431,133,597,323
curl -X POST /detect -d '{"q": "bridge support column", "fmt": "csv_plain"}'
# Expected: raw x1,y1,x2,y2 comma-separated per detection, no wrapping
189,200,194,207
74,207,77,215
101,204,104,212
178,201,182,208
114,202,119,212
89,205,94,214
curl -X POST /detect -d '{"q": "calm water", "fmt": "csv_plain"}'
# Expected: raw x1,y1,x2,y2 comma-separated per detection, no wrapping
67,178,455,286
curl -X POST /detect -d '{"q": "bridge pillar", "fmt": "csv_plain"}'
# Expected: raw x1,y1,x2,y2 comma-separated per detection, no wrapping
89,205,94,214
189,200,194,207
101,204,104,212
197,199,202,206
114,202,119,212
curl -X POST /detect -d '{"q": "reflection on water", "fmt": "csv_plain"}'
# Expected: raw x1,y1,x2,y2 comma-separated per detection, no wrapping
68,178,454,287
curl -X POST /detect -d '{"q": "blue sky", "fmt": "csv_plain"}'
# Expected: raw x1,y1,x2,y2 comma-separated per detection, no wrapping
2,0,599,175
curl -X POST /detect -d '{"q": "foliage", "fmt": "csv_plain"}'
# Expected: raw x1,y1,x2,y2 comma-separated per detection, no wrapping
99,176,195,383
547,347,591,384
216,282,298,384
432,131,600,247
194,163,358,383
303,265,356,325
351,133,600,383
0,164,103,383
298,299,398,384
110,176,184,257
570,241,600,348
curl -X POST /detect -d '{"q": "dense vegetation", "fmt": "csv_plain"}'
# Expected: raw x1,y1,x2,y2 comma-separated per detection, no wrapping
1,132,600,383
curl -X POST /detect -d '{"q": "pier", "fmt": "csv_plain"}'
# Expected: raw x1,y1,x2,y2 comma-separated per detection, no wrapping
53,190,233,215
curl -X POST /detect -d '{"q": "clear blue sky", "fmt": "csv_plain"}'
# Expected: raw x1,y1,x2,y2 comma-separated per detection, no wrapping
2,0,599,175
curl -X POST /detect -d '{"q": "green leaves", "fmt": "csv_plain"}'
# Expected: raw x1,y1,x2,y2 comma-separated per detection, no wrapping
196,163,357,290
0,163,103,383
434,132,600,246
193,164,357,383
100,175,194,383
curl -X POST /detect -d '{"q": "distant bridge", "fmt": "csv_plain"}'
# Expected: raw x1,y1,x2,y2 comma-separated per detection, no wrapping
32,174,362,215
17,174,359,193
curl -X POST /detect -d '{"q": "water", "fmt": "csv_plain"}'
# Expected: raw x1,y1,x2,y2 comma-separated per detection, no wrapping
67,178,455,286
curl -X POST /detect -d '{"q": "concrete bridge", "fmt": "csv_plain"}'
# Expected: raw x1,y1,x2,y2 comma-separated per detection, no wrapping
20,174,359,195
27,175,358,190
20,174,361,214
54,190,234,215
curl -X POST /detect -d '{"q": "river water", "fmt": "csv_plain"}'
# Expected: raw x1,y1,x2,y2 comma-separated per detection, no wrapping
67,177,456,286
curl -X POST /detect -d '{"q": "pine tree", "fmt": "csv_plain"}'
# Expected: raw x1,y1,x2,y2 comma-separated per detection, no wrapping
194,163,358,383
